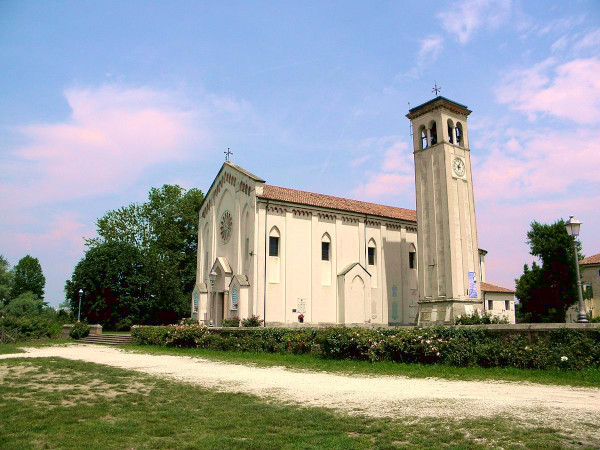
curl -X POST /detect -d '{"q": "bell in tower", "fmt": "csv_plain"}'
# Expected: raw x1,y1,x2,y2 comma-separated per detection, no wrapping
406,96,483,325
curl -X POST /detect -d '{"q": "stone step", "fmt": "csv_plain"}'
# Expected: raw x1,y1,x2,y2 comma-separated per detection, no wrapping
77,335,134,345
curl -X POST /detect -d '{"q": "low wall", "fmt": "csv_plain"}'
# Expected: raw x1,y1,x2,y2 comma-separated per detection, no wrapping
61,324,103,339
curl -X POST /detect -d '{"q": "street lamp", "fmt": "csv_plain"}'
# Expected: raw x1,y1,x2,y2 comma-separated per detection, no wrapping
565,216,588,323
77,289,83,323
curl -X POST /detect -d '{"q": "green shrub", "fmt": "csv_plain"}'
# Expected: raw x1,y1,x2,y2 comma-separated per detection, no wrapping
0,316,61,340
221,317,240,327
241,315,263,327
129,323,600,371
166,322,209,348
69,322,90,339
132,325,174,346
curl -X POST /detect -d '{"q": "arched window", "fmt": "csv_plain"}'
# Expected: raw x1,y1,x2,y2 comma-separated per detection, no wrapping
269,226,280,257
367,238,376,266
429,120,438,146
321,233,331,261
447,119,454,144
419,125,427,150
409,243,416,269
268,226,281,284
456,122,463,147
204,224,210,277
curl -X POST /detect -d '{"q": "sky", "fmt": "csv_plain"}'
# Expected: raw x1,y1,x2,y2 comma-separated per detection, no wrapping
1,0,599,308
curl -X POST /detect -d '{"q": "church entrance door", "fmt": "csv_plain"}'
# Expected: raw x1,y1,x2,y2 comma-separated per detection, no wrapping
215,292,225,327
347,275,366,324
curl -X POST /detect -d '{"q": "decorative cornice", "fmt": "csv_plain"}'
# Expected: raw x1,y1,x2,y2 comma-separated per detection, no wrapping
292,208,312,217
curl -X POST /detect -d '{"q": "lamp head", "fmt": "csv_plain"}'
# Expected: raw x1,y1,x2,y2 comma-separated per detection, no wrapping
565,215,582,237
209,269,218,286
78,288,83,296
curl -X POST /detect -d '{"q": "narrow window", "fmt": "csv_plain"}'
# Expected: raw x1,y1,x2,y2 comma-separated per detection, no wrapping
245,237,249,259
447,119,454,144
429,121,438,146
321,241,330,261
409,251,416,269
420,126,427,149
269,236,279,257
504,300,510,311
456,122,463,146
368,247,376,266
488,300,493,310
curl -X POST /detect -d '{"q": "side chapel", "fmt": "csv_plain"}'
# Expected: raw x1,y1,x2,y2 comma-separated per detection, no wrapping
192,96,515,326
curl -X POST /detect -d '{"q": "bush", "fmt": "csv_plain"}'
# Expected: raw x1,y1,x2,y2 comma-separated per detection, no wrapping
4,292,46,317
241,315,263,327
129,323,600,371
69,322,90,339
455,311,509,325
166,320,208,348
0,316,61,340
221,317,240,327
132,325,174,346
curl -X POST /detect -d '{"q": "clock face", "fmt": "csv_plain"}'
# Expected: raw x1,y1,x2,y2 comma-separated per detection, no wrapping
452,157,466,177
220,211,233,244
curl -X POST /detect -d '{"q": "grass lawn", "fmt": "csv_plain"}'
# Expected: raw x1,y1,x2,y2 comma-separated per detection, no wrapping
0,340,72,354
1,356,595,449
121,344,600,388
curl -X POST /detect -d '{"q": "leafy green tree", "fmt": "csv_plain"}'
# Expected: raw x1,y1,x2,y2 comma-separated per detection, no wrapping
82,185,203,323
10,255,45,300
515,219,583,323
65,241,154,328
4,291,46,317
0,254,12,306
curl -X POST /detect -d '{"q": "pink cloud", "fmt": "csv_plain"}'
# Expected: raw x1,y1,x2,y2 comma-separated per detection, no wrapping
474,127,600,201
13,213,91,257
352,137,415,202
496,57,600,124
0,85,203,208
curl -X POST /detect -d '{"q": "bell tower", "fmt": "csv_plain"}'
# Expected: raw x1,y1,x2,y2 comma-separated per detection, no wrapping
406,97,483,325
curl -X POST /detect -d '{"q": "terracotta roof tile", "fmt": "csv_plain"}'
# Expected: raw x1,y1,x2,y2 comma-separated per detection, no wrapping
259,185,417,222
481,281,515,293
580,253,600,266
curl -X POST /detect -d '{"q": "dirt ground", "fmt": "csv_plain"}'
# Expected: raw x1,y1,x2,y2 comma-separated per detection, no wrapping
2,344,599,434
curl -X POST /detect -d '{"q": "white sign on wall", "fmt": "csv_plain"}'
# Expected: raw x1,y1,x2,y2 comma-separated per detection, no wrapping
297,298,306,314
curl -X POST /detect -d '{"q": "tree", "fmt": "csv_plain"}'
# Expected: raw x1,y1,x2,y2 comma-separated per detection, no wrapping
515,219,582,323
4,291,46,317
82,184,203,324
0,255,12,306
10,255,45,300
65,241,154,328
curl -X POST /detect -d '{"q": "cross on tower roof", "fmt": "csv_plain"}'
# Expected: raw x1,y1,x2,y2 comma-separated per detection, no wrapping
432,82,442,96
224,148,233,161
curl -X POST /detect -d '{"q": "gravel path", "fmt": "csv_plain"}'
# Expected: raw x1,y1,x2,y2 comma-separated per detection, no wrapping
2,344,600,429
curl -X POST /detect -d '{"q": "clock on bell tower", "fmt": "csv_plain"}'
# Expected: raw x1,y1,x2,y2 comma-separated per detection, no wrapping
406,96,483,325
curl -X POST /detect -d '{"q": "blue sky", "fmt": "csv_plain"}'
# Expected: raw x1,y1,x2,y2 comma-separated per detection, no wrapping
1,0,599,307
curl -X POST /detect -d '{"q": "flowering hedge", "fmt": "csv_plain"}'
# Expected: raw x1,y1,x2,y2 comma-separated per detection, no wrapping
131,324,600,371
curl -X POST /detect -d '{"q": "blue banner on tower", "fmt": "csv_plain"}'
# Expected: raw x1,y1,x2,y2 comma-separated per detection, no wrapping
468,272,478,298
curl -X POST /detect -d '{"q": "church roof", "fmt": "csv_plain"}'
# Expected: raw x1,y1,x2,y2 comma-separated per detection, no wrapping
259,185,417,222
481,281,515,293
580,253,600,266
406,96,471,119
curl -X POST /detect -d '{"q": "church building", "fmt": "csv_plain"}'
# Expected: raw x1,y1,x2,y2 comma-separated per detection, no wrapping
192,97,515,326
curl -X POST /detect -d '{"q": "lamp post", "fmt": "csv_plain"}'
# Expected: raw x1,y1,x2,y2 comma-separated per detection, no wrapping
209,270,217,326
565,216,588,323
77,289,83,323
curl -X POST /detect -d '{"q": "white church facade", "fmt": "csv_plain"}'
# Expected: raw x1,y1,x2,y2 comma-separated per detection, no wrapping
192,97,515,326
